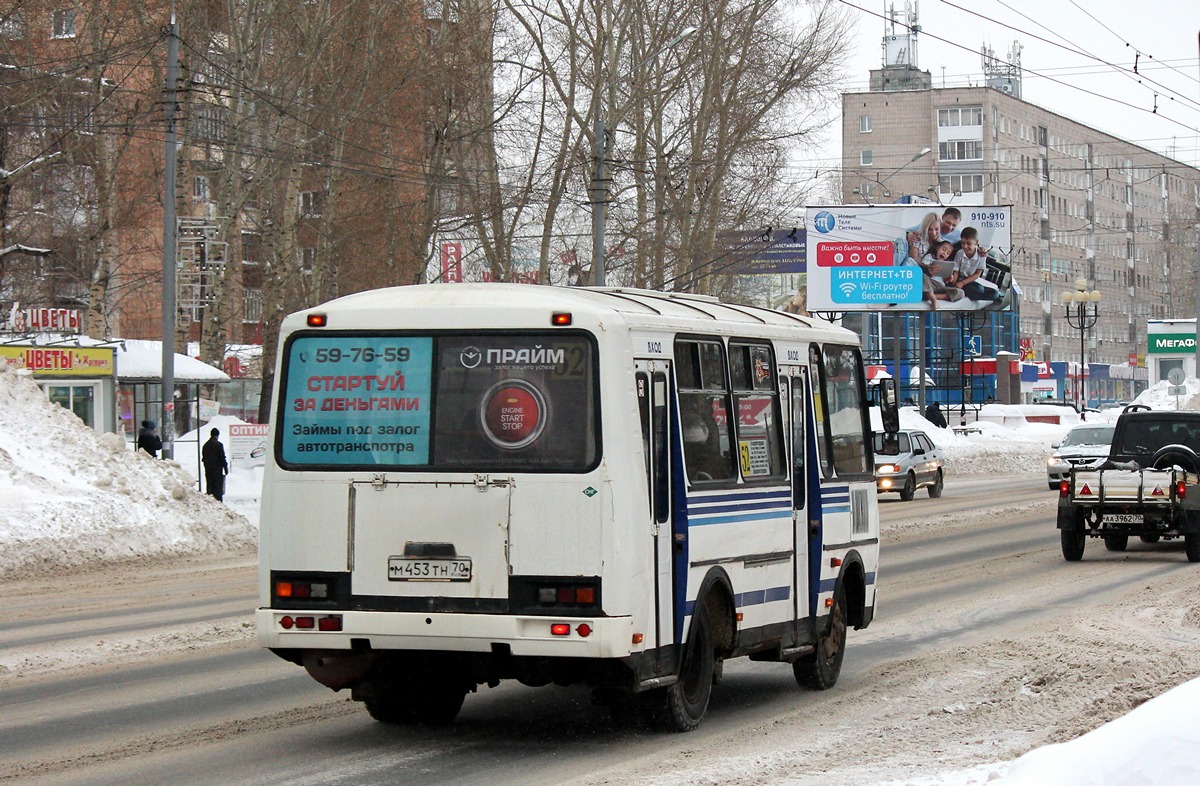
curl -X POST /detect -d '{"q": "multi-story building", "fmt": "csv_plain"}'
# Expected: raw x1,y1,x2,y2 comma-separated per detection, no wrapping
839,14,1200,405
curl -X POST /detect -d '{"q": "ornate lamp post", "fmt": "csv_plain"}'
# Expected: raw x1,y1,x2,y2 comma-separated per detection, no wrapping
1062,277,1101,410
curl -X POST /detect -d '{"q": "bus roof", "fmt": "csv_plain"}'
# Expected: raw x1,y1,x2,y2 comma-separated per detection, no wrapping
289,284,858,343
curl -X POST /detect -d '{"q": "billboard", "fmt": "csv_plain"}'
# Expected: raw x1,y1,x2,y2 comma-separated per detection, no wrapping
805,205,1014,312
717,229,806,274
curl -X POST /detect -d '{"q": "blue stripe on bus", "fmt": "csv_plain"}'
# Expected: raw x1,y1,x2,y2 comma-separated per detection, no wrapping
685,490,792,505
688,510,792,526
683,584,792,617
685,499,794,515
823,505,851,514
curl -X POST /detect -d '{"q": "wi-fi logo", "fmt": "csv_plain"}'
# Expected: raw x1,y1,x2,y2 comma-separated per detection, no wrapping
838,282,856,297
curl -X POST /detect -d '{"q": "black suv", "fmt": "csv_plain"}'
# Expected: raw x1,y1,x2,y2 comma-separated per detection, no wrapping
1106,407,1200,470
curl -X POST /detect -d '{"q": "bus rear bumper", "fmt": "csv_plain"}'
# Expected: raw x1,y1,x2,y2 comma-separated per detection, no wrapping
256,608,635,660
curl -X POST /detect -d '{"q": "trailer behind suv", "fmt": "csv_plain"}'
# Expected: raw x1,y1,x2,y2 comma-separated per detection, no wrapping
1057,406,1200,562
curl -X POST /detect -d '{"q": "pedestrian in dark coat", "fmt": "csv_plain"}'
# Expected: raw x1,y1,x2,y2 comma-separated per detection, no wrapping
202,428,229,502
137,420,162,458
924,401,948,429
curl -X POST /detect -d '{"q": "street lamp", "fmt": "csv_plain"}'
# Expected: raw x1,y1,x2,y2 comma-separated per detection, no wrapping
591,26,698,287
859,147,931,202
1062,277,1101,410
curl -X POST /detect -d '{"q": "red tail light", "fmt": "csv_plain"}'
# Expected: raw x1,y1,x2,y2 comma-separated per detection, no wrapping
1059,480,1070,497
550,623,571,636
1176,480,1187,499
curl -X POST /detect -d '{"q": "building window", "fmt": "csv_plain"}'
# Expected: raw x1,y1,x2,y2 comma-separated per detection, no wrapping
194,104,228,142
193,176,210,202
1,13,24,39
938,174,984,194
50,8,75,38
860,149,873,166
938,140,982,161
299,191,323,218
242,288,263,323
859,115,872,133
937,106,982,127
300,246,316,274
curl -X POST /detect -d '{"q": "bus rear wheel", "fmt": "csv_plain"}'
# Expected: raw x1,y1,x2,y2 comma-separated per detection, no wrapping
795,582,846,690
362,678,467,726
654,605,714,732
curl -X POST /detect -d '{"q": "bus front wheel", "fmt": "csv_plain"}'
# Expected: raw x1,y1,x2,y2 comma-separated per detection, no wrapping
795,582,846,690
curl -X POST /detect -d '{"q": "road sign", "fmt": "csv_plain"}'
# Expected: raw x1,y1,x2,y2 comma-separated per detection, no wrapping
1168,367,1186,386
965,335,982,357
1168,385,1187,396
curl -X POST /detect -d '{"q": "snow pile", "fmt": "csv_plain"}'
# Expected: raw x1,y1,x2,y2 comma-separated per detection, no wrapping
1132,376,1200,411
897,406,1064,476
0,366,256,578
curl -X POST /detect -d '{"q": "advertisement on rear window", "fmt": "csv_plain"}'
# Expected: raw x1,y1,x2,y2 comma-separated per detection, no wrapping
280,336,434,465
806,205,1014,313
277,332,598,471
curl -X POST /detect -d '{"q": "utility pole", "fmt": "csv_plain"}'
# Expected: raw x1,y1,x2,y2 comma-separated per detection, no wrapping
161,3,179,458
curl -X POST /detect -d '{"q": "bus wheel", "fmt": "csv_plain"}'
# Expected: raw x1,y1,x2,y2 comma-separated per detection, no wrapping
363,680,467,726
795,582,846,690
656,606,714,732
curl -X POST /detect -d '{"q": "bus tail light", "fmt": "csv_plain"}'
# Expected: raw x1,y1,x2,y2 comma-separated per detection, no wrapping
550,623,571,636
274,579,329,601
575,623,592,637
537,585,596,605
306,313,327,327
551,312,573,326
1176,480,1187,499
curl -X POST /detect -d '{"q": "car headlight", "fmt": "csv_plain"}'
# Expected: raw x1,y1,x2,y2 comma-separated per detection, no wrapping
1047,454,1062,465
877,464,899,474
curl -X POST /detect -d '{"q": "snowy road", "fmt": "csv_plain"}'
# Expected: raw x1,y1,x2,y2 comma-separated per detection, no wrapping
3,475,1199,785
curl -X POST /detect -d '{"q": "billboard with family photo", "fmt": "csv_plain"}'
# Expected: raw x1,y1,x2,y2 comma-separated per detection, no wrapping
805,205,1014,312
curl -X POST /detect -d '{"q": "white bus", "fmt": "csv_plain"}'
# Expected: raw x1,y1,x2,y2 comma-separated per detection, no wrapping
257,283,898,731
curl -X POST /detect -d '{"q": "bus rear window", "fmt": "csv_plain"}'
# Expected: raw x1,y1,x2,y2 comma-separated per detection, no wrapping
277,332,598,471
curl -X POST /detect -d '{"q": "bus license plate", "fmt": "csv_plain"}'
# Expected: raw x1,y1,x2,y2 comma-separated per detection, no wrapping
1105,514,1142,524
388,558,472,581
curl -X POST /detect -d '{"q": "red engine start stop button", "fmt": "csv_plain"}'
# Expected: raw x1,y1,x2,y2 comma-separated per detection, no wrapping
481,380,547,449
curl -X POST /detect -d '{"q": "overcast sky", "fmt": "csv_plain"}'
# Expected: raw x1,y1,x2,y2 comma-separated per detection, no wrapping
806,0,1200,183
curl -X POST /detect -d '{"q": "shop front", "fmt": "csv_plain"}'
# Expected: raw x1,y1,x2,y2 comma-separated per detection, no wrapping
0,341,119,432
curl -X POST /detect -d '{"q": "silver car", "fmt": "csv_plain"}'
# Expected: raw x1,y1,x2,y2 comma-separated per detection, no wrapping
1046,423,1116,490
874,430,944,501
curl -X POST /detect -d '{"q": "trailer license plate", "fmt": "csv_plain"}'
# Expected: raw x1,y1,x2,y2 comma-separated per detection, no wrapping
388,558,472,581
1105,514,1142,524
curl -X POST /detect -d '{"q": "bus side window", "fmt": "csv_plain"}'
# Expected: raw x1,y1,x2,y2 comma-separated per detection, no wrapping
636,372,652,512
790,376,806,509
808,344,832,478
652,372,670,523
728,342,785,482
675,339,735,483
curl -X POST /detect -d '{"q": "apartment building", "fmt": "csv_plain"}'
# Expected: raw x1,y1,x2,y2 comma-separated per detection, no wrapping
840,64,1200,404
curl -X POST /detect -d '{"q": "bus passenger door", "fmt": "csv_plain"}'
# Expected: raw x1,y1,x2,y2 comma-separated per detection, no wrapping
788,370,812,635
636,362,675,664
